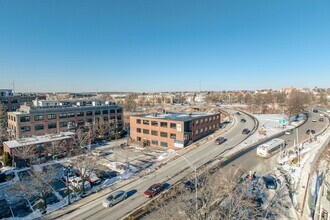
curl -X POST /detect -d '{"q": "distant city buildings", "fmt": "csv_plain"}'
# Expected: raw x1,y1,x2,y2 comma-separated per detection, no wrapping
130,112,221,149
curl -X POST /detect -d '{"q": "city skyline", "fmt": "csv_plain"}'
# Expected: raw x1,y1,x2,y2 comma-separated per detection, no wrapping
1,0,330,92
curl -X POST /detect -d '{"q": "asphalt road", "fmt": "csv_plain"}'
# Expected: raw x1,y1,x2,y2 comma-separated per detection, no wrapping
59,110,257,220
224,111,329,176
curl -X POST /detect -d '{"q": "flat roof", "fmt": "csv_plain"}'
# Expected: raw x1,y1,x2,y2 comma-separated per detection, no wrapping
3,132,75,149
133,112,217,122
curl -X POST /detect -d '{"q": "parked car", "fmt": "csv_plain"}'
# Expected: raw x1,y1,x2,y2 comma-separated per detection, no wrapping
102,190,127,207
214,137,226,145
263,176,277,189
242,128,250,134
320,114,324,117
70,177,91,190
144,183,163,198
236,112,241,115
319,118,324,122
184,180,195,192
306,129,316,135
312,118,317,122
313,109,318,113
241,118,246,123
92,150,107,157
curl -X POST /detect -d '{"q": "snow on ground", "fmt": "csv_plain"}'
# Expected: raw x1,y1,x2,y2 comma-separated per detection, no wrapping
156,149,176,161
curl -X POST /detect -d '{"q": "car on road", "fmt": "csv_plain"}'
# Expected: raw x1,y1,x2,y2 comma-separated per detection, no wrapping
306,129,316,135
285,129,293,135
263,176,277,189
144,183,163,198
102,190,127,207
312,118,317,122
241,118,246,123
313,109,318,113
236,112,241,115
320,114,324,117
242,128,250,134
319,118,324,122
184,180,196,192
214,137,226,145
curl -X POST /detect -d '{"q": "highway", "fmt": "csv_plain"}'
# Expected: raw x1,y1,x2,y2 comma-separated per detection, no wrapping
58,110,257,220
224,111,329,176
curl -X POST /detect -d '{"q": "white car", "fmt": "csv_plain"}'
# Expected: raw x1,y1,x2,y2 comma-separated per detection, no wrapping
70,177,91,190
320,114,324,117
312,118,317,122
102,190,127,207
285,130,292,135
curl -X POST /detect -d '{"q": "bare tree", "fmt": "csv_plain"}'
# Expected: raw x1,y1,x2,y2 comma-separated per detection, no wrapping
71,155,99,193
123,93,137,112
11,166,58,212
0,103,8,154
285,90,309,121
45,140,66,159
148,167,289,220
95,118,109,140
73,128,89,155
12,145,38,167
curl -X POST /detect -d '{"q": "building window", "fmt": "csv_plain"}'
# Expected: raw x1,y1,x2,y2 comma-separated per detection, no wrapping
117,109,122,113
200,119,204,124
77,112,84,117
59,113,67,118
205,118,208,123
195,130,199,135
143,129,149,134
137,137,142,141
195,120,199,125
20,126,31,132
11,99,18,104
137,128,141,133
110,109,116,114
160,122,167,127
216,116,219,119
95,110,101,115
160,142,168,147
170,133,176,139
170,123,176,129
77,120,84,126
68,112,75,118
86,111,93,116
48,123,57,129
60,121,68,127
20,116,30,122
103,117,109,121
151,130,158,136
205,127,208,131
48,114,56,119
151,140,158,146
200,128,203,133
34,115,44,121
137,119,141,124
143,120,149,125
35,124,44,131
103,110,108,114
160,132,168,138
117,116,122,121
87,118,93,123
151,121,158,126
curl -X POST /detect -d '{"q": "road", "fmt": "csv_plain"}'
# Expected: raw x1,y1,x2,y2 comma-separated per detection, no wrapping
224,111,329,176
58,110,257,220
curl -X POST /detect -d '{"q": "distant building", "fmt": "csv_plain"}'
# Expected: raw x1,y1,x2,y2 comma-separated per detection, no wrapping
130,112,221,149
0,89,46,111
7,102,123,139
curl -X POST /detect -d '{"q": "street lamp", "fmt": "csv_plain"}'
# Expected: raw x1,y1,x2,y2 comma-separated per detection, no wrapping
177,153,198,211
63,166,71,205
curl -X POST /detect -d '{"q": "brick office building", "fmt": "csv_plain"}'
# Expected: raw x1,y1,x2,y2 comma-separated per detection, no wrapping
7,103,123,139
130,112,221,149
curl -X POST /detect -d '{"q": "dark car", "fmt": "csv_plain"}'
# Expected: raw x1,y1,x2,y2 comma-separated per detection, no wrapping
184,180,196,192
242,128,250,134
313,109,318,113
319,118,324,122
306,129,316,135
214,137,226,145
241,118,246,123
236,112,241,115
144,183,163,198
263,176,277,189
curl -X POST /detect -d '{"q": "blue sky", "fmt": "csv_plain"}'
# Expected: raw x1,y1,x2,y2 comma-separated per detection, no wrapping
0,0,329,92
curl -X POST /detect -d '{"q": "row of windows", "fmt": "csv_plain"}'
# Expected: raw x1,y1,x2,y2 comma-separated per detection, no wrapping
136,137,168,147
136,128,176,139
136,119,177,128
193,115,220,126
19,110,122,122
194,124,217,135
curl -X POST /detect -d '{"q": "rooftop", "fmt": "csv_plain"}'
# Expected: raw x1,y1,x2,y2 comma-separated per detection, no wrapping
134,112,215,122
3,132,75,149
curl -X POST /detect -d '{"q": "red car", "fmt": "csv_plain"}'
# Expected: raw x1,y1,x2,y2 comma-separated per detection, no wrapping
144,183,163,198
